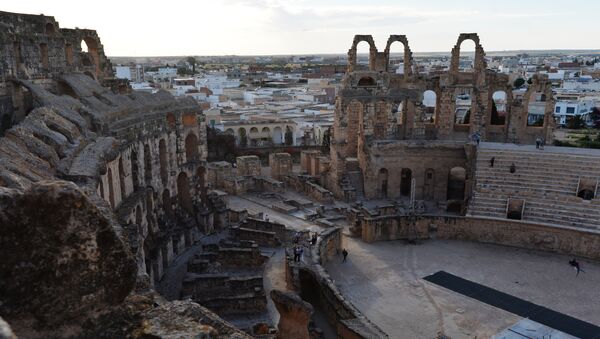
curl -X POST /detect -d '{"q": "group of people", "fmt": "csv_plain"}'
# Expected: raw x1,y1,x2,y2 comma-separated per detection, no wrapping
489,157,516,174
291,232,319,263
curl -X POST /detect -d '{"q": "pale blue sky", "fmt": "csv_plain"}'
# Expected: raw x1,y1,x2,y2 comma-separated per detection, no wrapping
3,0,598,56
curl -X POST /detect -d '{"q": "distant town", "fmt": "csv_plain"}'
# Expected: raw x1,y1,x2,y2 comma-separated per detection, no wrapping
111,50,600,151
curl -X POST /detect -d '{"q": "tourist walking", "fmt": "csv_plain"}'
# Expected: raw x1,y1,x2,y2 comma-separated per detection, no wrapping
569,258,585,276
509,163,516,173
535,137,541,149
293,246,301,262
489,157,495,167
342,249,348,263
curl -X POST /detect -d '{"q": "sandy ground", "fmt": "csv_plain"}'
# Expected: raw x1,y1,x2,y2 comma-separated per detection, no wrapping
325,236,600,339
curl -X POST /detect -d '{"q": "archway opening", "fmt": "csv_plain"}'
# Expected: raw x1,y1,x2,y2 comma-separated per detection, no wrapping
45,23,55,35
388,41,406,74
162,189,172,217
447,167,466,200
491,91,507,125
285,126,294,146
424,169,435,200
107,167,115,209
458,39,476,72
131,149,140,190
355,40,370,71
177,172,193,214
400,168,412,196
144,144,152,186
454,90,472,125
273,126,283,144
423,90,437,123
185,133,199,162
159,139,168,185
249,127,259,147
357,77,375,87
378,168,389,199
238,127,247,147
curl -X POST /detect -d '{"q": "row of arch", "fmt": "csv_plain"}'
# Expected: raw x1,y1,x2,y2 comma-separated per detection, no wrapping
100,131,200,210
225,125,295,146
12,36,100,76
349,33,485,74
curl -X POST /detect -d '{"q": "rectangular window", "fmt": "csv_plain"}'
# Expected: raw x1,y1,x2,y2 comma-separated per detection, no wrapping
566,107,575,114
555,106,561,113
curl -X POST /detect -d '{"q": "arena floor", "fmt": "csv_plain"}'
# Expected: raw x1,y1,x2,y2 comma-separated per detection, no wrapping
324,237,600,339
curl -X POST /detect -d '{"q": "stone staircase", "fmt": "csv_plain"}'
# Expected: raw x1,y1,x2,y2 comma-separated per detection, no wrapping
468,143,600,230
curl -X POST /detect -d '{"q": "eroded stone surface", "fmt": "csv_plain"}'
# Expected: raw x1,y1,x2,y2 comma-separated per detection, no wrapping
270,289,313,339
0,181,137,326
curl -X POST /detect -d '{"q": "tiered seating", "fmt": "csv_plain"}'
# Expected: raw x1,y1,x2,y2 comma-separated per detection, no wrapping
468,143,600,230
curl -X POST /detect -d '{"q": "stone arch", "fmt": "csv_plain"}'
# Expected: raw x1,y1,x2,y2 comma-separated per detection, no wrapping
348,35,377,72
39,43,49,69
273,126,283,144
144,144,152,186
378,168,389,198
384,35,413,76
225,128,234,135
423,90,438,123
159,139,168,185
249,127,259,135
107,167,115,209
162,189,172,216
177,172,193,214
118,156,126,200
262,126,270,134
447,167,466,200
424,168,435,200
185,133,199,162
450,33,487,74
81,37,100,76
400,168,412,197
238,127,247,147
131,148,140,190
491,90,508,125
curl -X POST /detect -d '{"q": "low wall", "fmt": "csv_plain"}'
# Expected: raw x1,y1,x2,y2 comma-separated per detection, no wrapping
362,214,600,260
283,174,334,204
305,227,388,339
242,217,289,243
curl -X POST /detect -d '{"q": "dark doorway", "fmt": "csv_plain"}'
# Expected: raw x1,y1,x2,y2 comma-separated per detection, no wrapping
447,167,466,200
400,168,412,196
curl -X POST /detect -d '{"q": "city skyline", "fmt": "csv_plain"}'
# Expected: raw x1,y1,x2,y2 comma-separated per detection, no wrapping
3,0,599,56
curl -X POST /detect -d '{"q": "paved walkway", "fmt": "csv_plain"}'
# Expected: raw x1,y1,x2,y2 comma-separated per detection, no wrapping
481,141,600,156
325,236,600,339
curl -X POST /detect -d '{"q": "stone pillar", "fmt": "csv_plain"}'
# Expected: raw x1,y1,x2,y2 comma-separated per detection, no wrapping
269,152,293,180
270,290,313,339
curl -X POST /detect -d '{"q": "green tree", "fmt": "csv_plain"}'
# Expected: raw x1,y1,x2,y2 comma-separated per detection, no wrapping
513,78,525,88
567,115,584,129
186,56,197,75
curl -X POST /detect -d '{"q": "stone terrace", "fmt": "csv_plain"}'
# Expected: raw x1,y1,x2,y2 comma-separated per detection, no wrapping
468,142,600,230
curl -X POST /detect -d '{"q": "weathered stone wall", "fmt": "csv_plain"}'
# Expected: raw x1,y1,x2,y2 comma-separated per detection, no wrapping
283,174,334,204
328,33,556,204
361,214,600,260
0,11,116,134
207,161,232,189
231,226,281,247
236,155,261,176
269,152,293,180
295,227,388,338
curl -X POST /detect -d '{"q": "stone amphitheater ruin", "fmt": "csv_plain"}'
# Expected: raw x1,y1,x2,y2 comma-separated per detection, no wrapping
1,10,600,339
